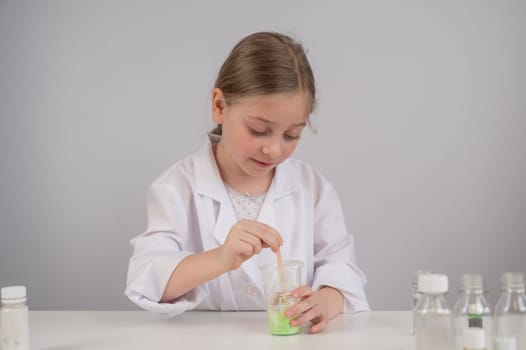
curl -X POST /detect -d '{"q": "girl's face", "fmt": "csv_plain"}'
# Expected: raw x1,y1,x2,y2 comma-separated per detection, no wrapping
212,89,309,182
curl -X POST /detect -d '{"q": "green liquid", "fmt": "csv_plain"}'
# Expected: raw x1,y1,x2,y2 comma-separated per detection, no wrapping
268,310,300,335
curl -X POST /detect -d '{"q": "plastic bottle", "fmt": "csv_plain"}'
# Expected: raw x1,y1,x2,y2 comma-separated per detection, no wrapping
454,274,494,350
413,270,433,309
494,337,517,350
1,285,29,350
412,269,432,334
495,272,526,350
463,328,487,350
414,273,456,350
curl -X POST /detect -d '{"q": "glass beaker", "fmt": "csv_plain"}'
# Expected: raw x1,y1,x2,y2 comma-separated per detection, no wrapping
260,260,304,336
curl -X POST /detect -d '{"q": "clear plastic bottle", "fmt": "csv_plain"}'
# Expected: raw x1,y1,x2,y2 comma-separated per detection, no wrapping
413,270,433,309
463,328,487,350
495,272,526,350
1,285,29,350
454,274,494,350
494,337,517,350
412,269,433,334
414,273,456,350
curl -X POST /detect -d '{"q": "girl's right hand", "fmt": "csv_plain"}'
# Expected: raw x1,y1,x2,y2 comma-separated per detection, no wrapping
218,219,283,271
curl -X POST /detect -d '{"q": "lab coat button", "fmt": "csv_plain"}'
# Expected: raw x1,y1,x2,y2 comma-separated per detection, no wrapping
245,285,257,296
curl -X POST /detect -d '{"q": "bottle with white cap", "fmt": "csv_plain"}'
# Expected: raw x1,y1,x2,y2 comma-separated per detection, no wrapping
454,274,494,350
463,328,486,350
494,337,517,350
412,269,433,334
0,285,29,350
494,272,526,350
414,273,455,350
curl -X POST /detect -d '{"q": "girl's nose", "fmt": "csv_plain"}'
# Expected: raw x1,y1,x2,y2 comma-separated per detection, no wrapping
262,139,282,158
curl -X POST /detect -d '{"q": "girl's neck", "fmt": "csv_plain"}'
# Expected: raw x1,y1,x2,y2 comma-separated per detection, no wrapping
227,173,273,196
213,144,273,196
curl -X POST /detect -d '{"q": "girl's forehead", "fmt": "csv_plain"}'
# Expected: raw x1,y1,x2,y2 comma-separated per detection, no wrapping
236,91,310,105
232,92,311,122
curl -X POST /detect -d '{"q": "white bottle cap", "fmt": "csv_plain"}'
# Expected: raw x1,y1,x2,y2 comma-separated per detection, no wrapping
501,272,525,291
463,328,486,349
460,273,485,293
1,285,27,302
495,337,517,350
418,273,448,293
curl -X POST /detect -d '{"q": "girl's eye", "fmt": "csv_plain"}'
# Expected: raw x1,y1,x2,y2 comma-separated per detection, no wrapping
249,128,268,136
284,134,301,141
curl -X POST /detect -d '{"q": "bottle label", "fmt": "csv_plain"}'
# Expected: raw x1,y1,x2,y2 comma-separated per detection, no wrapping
468,312,483,328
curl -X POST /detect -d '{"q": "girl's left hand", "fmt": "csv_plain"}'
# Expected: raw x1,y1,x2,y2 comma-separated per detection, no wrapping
283,285,342,333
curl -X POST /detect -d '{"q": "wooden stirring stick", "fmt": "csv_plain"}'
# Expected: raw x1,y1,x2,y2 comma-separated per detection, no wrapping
276,248,285,294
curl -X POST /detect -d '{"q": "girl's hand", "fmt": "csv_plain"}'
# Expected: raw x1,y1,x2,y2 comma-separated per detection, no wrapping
284,285,344,333
218,219,282,271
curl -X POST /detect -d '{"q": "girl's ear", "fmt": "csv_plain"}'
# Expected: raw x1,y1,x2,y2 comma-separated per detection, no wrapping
212,88,227,124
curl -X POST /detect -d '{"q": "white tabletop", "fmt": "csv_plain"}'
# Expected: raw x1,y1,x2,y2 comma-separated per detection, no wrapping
29,310,415,350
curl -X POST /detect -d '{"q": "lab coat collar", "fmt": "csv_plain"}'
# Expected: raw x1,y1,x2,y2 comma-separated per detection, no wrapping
194,133,226,201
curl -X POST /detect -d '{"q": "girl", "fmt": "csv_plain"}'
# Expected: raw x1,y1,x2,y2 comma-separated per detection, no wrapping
125,31,369,333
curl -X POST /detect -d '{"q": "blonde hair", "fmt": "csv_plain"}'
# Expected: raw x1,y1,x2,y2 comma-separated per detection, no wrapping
212,32,316,134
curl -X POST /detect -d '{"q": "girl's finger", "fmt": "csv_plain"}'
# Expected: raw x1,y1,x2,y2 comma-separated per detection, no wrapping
285,294,315,318
243,221,283,251
291,285,313,299
239,231,263,254
309,318,328,333
240,241,254,258
290,303,321,327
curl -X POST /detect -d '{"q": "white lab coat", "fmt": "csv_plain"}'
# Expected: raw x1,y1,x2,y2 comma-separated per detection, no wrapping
125,134,370,317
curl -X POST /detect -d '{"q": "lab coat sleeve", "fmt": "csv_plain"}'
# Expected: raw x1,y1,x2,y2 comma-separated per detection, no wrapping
310,182,370,313
125,182,208,316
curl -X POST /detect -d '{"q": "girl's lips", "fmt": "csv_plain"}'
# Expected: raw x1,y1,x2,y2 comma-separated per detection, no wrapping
252,158,274,168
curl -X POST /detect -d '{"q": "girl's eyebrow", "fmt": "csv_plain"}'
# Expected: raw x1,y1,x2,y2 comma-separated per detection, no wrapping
247,115,306,128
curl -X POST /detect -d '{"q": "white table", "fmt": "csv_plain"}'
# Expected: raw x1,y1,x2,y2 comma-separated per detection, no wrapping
29,310,415,350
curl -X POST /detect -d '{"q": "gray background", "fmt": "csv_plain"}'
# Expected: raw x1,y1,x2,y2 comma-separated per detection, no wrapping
1,0,525,311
